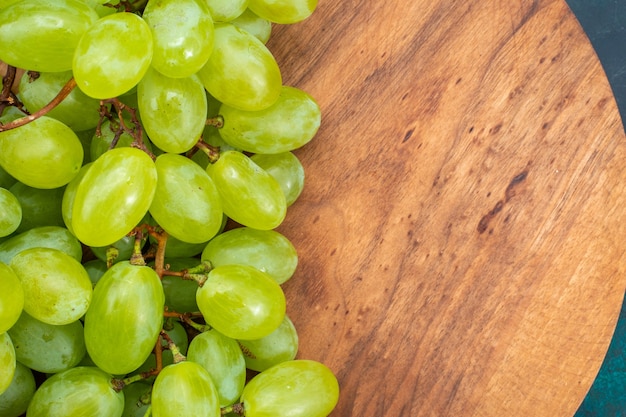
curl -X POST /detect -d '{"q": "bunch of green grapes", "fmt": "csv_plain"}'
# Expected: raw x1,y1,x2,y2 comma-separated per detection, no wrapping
0,0,339,416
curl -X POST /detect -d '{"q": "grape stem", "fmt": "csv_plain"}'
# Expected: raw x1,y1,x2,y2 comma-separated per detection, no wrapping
0,76,76,132
161,260,212,286
221,403,245,415
98,98,155,160
0,64,27,116
161,330,186,364
195,139,221,163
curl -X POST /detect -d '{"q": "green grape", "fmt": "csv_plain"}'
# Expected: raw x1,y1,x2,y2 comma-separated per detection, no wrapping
187,328,247,406
0,262,24,334
18,70,101,131
238,314,298,372
0,361,36,417
0,165,16,189
10,247,92,325
0,116,84,189
9,182,65,233
0,225,82,265
204,0,248,22
0,332,15,395
206,150,286,230
142,0,214,78
138,68,207,154
251,152,305,206
151,361,221,417
84,261,164,375
73,12,153,99
8,311,85,374
241,360,339,417
150,153,223,243
60,162,92,235
25,366,124,417
90,117,154,161
0,188,21,237
71,147,157,247
219,86,320,154
159,257,202,313
231,8,272,43
121,381,152,417
197,23,282,111
82,259,107,287
0,0,99,72
196,264,286,340
0,0,22,10
248,0,316,24
202,226,297,284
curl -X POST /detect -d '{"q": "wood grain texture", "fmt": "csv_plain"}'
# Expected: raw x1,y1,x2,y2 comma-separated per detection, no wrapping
267,0,626,415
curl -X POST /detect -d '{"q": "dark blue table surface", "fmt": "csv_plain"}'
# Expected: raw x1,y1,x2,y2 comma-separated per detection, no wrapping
565,1,626,415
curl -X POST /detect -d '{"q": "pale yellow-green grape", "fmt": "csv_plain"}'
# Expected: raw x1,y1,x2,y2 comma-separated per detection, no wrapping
196,264,286,340
18,71,101,132
84,262,164,375
0,226,82,265
186,329,247,406
206,150,286,230
138,68,207,153
241,360,340,417
10,247,92,325
197,23,282,111
248,0,316,24
0,361,36,417
25,366,124,417
142,0,214,78
204,0,248,22
0,0,99,72
150,153,223,243
70,147,157,247
0,262,24,334
9,182,65,233
151,361,221,417
60,163,92,236
219,86,321,154
0,188,21,237
231,8,272,43
73,12,153,99
237,314,298,372
0,116,83,189
201,226,298,284
251,152,305,206
0,0,22,10
0,332,15,395
7,311,86,374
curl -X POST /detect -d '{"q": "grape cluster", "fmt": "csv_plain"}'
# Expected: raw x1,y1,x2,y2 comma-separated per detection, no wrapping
0,1,339,416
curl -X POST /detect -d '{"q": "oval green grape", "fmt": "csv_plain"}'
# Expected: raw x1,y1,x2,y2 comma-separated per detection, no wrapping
0,262,23,334
0,332,15,395
248,0,317,24
238,314,299,372
0,188,21,237
0,361,36,417
251,151,305,206
0,226,82,265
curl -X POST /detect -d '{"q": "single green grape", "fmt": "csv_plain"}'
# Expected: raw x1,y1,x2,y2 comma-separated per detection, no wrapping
9,182,65,234
0,332,15,395
196,264,286,340
238,314,298,372
150,153,223,243
0,262,24,334
0,225,82,265
142,0,214,78
7,311,86,374
10,247,92,326
201,226,298,284
248,0,317,24
73,12,153,99
71,147,157,247
241,360,340,417
251,152,305,206
219,86,321,154
204,0,248,22
0,0,99,72
0,116,84,189
138,68,207,154
197,23,282,111
25,366,124,417
19,70,101,131
186,329,247,406
84,261,164,375
231,7,272,43
0,188,21,237
60,162,91,236
0,361,36,417
206,150,286,230
151,361,221,417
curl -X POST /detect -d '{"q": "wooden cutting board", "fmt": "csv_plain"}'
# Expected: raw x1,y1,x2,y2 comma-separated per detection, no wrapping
269,0,626,415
